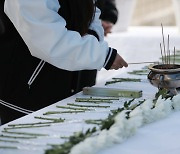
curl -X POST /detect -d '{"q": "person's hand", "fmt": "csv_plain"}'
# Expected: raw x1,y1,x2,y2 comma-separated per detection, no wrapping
110,53,128,70
101,20,114,36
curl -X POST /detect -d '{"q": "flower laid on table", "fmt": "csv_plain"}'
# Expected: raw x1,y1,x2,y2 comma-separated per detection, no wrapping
45,93,180,154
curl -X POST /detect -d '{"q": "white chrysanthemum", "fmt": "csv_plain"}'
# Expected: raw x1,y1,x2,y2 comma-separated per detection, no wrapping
140,99,154,112
96,130,110,148
107,125,124,144
162,97,172,114
112,110,140,140
70,136,98,154
125,114,142,137
123,118,138,137
140,99,155,124
153,96,172,120
111,111,129,142
114,111,127,123
71,95,176,154
70,111,137,154
129,106,143,127
172,94,180,111
129,106,142,117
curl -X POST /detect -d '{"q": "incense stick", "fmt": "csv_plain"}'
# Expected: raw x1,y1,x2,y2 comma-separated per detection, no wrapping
174,46,176,64
160,24,177,67
128,61,159,65
161,23,167,64
160,43,164,64
167,34,170,65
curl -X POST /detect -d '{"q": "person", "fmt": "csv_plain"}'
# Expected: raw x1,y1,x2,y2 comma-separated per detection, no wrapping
0,0,128,124
77,0,119,92
96,0,118,36
57,0,101,93
78,0,119,93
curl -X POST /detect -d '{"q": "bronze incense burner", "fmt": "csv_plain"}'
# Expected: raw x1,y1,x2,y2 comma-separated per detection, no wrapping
147,24,180,95
148,64,180,95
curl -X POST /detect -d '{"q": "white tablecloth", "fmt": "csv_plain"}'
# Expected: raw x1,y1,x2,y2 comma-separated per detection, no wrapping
1,26,180,154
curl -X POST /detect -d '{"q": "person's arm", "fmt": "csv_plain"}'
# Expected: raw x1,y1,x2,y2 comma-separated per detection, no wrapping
5,0,121,71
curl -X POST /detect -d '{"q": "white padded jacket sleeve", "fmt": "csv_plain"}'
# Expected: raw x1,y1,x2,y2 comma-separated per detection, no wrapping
4,0,109,71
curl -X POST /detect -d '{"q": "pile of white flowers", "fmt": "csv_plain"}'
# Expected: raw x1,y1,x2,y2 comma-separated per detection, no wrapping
70,94,180,154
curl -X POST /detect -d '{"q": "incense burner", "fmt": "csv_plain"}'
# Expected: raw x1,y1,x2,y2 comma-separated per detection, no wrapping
148,64,180,95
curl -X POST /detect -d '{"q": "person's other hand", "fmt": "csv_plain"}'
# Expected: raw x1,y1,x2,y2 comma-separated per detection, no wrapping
110,53,128,70
101,20,114,36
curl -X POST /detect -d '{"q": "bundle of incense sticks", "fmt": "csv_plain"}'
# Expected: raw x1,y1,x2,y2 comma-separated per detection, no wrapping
160,23,176,66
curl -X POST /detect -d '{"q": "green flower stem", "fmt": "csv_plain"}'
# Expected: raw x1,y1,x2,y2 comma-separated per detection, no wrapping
75,101,101,104
128,103,139,110
0,134,36,139
2,130,48,137
105,81,121,85
8,121,61,127
85,119,103,125
4,125,51,130
60,136,69,139
75,99,112,103
43,110,85,115
34,116,65,122
75,98,118,103
127,70,148,75
105,78,141,85
45,127,97,154
67,103,110,108
112,78,141,81
0,139,19,143
76,97,119,101
56,105,92,111
45,99,145,154
0,146,17,149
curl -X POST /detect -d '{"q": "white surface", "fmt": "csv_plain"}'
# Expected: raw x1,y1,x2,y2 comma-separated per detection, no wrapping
1,26,180,154
173,0,180,32
113,0,137,32
97,111,180,154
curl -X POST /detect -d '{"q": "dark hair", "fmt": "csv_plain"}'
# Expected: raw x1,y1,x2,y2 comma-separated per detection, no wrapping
58,0,95,36
96,0,118,24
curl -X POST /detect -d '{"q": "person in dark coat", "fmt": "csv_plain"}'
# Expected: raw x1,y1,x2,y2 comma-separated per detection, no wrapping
96,0,118,36
0,0,128,124
77,0,119,93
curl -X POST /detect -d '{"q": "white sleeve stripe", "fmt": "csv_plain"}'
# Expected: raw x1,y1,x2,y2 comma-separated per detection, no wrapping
103,48,113,68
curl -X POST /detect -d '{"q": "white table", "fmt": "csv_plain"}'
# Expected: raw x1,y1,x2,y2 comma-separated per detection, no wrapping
1,26,180,154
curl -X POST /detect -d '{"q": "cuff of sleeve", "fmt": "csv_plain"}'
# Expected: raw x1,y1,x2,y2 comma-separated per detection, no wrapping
103,48,117,70
88,29,100,41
